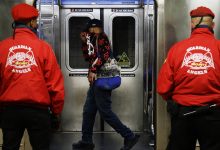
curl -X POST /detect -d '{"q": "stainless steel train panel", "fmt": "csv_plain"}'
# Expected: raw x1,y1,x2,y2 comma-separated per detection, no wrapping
38,5,60,62
60,8,101,131
103,8,144,131
144,4,155,138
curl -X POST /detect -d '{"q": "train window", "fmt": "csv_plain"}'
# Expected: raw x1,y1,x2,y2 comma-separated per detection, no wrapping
113,16,135,68
69,17,90,69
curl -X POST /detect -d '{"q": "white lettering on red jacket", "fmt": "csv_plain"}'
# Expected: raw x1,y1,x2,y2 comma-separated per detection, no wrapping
181,46,215,75
6,45,37,73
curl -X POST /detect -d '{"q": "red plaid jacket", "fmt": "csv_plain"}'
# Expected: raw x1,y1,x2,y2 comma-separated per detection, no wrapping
81,32,111,73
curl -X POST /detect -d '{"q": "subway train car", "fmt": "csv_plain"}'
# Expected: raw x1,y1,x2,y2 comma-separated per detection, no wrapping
0,0,220,150
38,0,155,149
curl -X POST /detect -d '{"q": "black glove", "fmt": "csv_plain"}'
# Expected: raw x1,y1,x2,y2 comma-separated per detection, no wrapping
50,114,61,131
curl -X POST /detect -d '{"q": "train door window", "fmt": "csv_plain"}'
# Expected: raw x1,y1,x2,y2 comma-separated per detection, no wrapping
112,17,135,68
69,17,90,69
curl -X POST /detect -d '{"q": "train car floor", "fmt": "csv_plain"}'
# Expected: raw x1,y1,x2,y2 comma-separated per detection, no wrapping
50,132,154,150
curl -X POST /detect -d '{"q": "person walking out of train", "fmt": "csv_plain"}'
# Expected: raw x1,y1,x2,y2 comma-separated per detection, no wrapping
157,6,220,150
72,19,140,150
0,3,65,150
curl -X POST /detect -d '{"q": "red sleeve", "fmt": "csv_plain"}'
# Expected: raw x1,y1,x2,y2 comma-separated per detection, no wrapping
43,43,64,115
89,33,110,73
157,46,175,100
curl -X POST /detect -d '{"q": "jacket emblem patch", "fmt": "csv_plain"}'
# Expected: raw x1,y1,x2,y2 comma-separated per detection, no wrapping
6,45,38,73
181,46,215,75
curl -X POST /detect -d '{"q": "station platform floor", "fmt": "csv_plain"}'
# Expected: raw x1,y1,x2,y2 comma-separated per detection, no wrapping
50,132,154,150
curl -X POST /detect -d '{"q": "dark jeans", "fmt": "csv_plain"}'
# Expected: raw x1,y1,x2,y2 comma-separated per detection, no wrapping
167,107,220,150
1,105,51,150
82,85,134,143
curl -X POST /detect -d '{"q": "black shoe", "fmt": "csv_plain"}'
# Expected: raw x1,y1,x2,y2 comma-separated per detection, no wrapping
120,134,140,150
72,140,95,150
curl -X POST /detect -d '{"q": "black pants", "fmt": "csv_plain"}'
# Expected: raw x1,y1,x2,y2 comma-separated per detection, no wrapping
167,107,220,150
1,105,51,150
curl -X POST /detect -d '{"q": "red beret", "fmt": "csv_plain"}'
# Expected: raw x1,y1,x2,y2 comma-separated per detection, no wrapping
11,3,39,22
190,6,215,19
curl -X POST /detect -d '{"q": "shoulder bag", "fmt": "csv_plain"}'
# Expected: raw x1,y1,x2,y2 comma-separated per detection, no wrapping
94,38,121,90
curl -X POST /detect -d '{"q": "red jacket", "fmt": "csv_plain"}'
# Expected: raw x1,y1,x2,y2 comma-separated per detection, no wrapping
157,28,220,106
0,28,64,115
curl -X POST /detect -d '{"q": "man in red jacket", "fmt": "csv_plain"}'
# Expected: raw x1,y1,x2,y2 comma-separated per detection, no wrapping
157,6,220,150
0,3,64,150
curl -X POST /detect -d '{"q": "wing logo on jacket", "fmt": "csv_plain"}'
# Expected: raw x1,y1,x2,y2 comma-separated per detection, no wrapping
6,45,38,73
181,46,215,75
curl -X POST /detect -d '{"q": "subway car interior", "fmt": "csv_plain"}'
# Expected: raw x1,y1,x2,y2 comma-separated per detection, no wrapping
0,0,220,150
